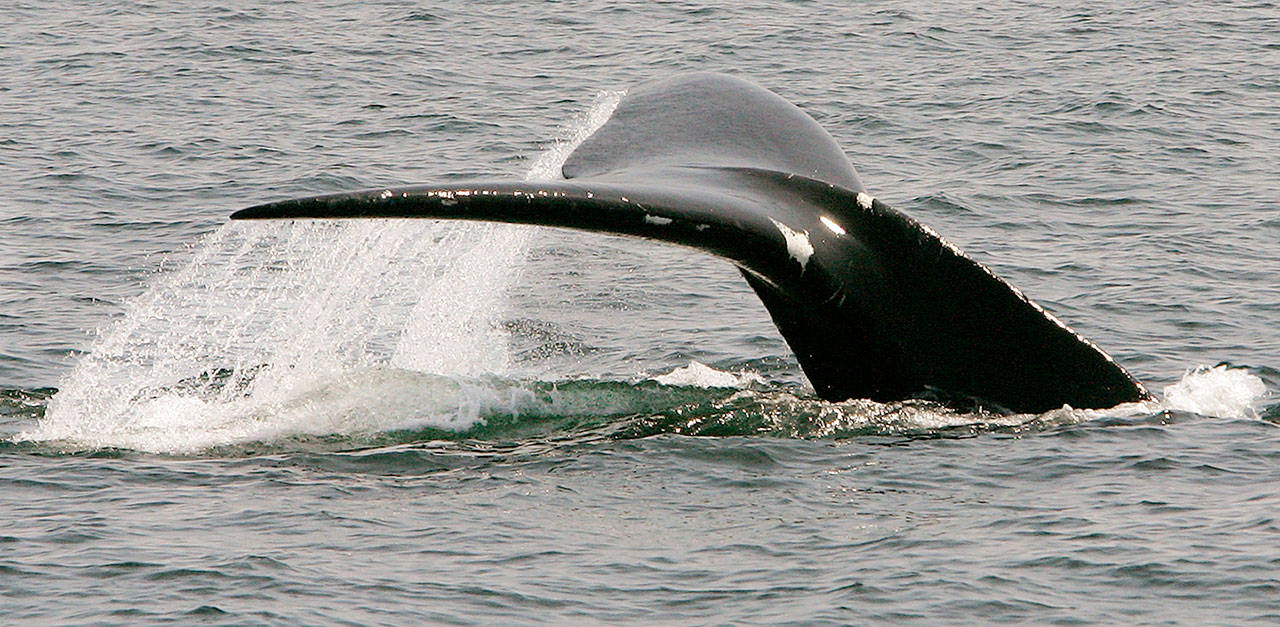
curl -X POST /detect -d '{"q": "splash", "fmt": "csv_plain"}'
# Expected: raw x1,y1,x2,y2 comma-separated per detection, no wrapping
21,91,624,454
1160,364,1268,419
525,89,623,180
651,361,766,388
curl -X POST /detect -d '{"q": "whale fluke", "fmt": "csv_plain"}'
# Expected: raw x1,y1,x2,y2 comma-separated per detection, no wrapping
231,72,1149,413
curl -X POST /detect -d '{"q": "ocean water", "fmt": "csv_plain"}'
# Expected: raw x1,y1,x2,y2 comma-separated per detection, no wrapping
2,0,1278,623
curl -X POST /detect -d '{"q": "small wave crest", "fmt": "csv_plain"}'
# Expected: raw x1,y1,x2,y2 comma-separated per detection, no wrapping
650,360,766,388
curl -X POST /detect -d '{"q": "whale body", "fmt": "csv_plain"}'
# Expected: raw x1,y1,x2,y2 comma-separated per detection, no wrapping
231,72,1150,413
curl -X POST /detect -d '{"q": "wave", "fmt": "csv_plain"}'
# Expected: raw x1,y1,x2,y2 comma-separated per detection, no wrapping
4,362,1269,455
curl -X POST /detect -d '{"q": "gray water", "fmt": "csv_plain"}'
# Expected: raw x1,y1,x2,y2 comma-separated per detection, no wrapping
3,0,1279,623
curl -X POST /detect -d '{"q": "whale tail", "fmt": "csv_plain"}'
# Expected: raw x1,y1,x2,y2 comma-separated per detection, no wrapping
231,73,1149,413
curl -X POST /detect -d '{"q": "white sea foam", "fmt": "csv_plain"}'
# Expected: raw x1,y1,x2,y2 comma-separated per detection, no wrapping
1160,364,1268,419
21,91,624,454
651,361,766,388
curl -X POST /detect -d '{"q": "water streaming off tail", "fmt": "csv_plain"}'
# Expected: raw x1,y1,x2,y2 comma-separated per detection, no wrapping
16,83,1270,454
24,91,624,453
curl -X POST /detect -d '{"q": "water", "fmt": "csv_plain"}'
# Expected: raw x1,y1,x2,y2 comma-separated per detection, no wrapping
2,0,1278,622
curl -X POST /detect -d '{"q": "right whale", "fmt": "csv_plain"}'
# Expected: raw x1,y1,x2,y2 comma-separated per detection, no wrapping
232,72,1151,414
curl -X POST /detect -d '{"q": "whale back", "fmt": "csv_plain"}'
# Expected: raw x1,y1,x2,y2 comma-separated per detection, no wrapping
563,73,864,190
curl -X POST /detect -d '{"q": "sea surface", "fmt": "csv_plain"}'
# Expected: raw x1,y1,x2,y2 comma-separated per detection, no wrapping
2,0,1278,623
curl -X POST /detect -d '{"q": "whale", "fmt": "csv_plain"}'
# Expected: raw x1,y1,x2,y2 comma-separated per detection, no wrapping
231,72,1150,414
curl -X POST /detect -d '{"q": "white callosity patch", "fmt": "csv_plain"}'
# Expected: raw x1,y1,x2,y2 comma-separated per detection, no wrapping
769,218,814,269
20,92,625,454
644,214,673,226
856,192,875,210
